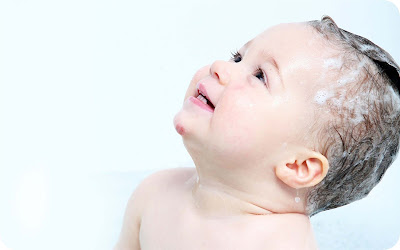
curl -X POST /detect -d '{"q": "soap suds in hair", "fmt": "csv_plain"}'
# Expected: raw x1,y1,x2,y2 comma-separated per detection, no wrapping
343,94,370,124
330,88,347,107
323,58,343,69
358,43,399,71
314,90,334,105
384,85,400,113
314,56,369,106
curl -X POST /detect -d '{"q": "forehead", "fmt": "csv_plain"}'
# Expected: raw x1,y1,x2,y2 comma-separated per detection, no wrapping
247,22,328,56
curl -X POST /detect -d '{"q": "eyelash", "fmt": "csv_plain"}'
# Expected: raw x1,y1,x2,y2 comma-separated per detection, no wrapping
230,50,242,63
230,50,268,87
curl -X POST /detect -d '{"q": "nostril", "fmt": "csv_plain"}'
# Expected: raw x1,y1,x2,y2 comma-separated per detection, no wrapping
214,72,220,79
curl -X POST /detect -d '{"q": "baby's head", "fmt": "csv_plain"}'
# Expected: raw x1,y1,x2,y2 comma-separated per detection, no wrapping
174,15,400,216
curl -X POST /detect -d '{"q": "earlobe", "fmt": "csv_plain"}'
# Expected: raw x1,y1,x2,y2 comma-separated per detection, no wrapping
275,151,329,189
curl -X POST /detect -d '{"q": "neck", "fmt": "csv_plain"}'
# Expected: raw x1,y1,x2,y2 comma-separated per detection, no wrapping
188,166,306,218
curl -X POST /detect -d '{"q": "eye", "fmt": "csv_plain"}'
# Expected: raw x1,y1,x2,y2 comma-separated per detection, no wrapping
230,50,242,63
254,67,268,87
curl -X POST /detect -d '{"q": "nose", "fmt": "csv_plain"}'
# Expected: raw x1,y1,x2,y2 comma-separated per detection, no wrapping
209,60,231,85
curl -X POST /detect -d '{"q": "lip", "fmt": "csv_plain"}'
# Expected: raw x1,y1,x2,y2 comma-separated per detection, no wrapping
189,96,214,113
196,83,215,108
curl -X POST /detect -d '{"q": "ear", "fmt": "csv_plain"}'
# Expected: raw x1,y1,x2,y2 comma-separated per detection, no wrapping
275,150,329,189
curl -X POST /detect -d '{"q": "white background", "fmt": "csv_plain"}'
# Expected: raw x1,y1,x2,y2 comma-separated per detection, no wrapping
0,0,399,249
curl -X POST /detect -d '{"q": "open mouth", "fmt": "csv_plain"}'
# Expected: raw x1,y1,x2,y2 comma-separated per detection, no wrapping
195,84,215,111
196,90,215,110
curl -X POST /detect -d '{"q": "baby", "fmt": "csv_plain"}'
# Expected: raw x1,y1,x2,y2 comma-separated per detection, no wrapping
114,15,400,249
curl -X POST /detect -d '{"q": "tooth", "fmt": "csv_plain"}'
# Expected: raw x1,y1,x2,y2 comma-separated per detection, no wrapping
197,95,207,104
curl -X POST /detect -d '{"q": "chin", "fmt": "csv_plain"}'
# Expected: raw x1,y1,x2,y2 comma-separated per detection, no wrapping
174,112,210,155
173,111,199,138
173,106,211,136
173,111,186,136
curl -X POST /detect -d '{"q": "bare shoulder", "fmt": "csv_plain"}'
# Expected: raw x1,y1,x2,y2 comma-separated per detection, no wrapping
114,167,196,249
145,167,196,183
129,167,196,214
139,167,196,191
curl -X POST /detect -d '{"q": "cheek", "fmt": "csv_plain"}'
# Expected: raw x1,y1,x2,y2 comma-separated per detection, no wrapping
215,90,261,128
211,92,303,156
211,92,271,153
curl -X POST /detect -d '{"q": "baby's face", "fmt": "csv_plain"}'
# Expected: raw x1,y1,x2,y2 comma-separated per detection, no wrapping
174,22,337,167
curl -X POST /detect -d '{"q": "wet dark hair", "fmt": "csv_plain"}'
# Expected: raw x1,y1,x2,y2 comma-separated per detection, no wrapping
305,15,400,216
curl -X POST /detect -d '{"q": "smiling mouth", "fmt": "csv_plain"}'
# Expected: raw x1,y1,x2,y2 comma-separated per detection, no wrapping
196,90,215,110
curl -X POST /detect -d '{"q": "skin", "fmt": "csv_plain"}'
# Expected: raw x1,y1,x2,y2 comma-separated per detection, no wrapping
173,22,331,215
116,22,335,250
